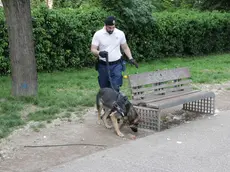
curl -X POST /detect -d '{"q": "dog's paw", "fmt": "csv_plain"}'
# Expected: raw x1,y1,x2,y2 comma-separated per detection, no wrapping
97,120,101,125
105,124,112,129
117,132,124,137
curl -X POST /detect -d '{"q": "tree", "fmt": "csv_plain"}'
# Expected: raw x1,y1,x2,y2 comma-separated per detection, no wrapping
2,0,38,96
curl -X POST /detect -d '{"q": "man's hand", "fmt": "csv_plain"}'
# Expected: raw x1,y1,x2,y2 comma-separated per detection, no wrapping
129,59,139,68
99,51,108,58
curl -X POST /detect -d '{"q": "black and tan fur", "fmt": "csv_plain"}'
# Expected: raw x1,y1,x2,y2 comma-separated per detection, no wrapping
96,87,140,137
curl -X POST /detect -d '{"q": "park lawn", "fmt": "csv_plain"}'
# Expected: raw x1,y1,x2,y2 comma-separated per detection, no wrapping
0,53,230,138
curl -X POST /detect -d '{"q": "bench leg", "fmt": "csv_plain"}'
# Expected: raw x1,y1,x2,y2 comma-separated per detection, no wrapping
134,106,160,131
157,110,161,132
183,97,215,115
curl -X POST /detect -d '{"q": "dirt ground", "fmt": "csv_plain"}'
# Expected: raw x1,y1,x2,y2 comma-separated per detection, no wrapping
0,81,230,172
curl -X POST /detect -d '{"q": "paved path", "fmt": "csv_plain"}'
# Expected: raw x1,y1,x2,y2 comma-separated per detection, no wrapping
45,110,230,172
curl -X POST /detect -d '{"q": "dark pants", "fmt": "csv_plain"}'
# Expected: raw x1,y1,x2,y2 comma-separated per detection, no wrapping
98,62,123,92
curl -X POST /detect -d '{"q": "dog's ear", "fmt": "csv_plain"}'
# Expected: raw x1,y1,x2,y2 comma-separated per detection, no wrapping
130,126,138,132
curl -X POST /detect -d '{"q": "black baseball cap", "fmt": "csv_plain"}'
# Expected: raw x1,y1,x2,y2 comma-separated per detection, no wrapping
104,16,116,26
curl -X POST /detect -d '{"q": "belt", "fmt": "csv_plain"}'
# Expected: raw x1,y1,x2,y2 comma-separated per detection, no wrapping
99,59,121,65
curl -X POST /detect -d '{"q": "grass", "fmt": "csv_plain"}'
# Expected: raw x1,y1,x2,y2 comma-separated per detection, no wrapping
0,53,230,139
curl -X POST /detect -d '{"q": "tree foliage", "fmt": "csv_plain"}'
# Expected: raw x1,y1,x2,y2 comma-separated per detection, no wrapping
1,1,230,75
197,0,230,11
30,0,101,8
151,0,230,11
101,0,156,60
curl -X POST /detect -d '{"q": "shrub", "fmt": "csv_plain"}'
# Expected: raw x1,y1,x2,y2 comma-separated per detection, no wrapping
32,5,109,71
0,6,230,75
0,9,9,75
153,10,230,56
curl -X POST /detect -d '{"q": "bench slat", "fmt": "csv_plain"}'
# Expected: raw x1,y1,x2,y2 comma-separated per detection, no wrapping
142,90,200,103
131,79,192,94
129,67,191,87
132,85,193,100
130,90,200,106
146,91,215,109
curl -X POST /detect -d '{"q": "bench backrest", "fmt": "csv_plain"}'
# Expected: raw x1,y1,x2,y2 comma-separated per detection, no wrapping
128,67,193,101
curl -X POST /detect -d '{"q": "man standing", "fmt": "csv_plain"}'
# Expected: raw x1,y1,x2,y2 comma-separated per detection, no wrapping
91,16,138,92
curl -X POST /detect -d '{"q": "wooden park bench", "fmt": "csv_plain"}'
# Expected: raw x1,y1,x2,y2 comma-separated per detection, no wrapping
128,67,215,131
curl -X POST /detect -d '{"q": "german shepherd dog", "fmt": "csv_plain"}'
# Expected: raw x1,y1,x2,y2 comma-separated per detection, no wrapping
96,87,140,137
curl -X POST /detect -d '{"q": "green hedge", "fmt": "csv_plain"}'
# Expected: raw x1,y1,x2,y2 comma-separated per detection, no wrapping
0,7,230,75
0,6,109,74
32,6,109,71
153,10,230,56
0,9,9,75
101,0,157,61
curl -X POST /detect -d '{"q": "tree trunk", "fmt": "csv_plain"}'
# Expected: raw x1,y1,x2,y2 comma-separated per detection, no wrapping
2,0,37,96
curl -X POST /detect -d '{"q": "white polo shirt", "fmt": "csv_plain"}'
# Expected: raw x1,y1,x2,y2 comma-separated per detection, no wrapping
91,27,126,62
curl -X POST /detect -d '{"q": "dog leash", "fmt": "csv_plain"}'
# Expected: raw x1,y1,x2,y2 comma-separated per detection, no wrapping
105,56,126,116
104,47,135,90
105,55,116,91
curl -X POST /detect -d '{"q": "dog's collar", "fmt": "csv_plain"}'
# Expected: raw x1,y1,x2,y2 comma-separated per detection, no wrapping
110,92,129,117
110,102,125,117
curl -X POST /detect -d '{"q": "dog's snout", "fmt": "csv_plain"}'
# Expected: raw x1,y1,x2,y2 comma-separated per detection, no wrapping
130,126,138,132
130,123,138,132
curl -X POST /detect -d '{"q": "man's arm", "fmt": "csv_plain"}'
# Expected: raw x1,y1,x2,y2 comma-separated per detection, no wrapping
121,43,133,60
91,44,99,58
121,43,139,68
